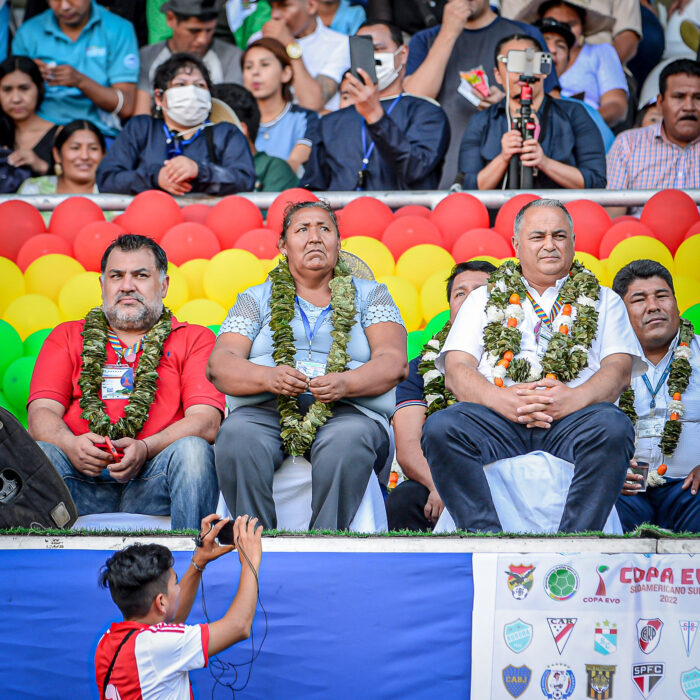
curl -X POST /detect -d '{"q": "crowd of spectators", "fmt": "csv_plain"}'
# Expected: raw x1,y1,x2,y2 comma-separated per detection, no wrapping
0,0,697,198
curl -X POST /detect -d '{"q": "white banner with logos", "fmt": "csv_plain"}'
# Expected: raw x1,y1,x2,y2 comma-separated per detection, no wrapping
471,553,700,699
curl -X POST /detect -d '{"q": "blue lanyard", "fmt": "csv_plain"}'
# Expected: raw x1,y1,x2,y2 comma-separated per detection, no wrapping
358,94,403,187
161,122,208,158
296,297,332,356
641,352,675,412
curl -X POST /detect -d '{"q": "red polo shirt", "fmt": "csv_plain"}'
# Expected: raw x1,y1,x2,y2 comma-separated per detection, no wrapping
28,317,225,439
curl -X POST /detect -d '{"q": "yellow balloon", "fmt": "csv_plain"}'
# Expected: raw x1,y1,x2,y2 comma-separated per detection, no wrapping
0,257,25,315
674,275,700,315
396,244,455,289
377,275,421,332
342,236,395,278
24,254,85,300
58,272,101,320
175,298,228,327
674,235,700,281
607,236,674,281
204,249,265,308
574,251,606,281
165,263,189,311
420,268,452,323
597,258,614,288
498,256,518,266
179,259,209,299
3,294,61,340
259,255,283,276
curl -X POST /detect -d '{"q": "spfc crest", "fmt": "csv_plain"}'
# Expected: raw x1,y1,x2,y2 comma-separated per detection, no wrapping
632,663,664,699
586,664,616,699
547,618,577,654
681,667,700,699
506,564,535,600
680,621,699,657
637,618,663,655
594,621,618,655
502,664,531,698
541,664,575,699
504,619,533,653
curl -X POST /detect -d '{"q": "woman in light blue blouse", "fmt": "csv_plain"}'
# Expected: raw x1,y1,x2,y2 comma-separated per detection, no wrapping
207,200,408,531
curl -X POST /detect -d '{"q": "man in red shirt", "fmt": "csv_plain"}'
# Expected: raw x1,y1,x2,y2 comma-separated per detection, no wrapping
95,514,262,699
28,234,225,529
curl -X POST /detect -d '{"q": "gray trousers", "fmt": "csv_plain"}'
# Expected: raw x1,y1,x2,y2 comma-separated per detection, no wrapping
215,398,388,530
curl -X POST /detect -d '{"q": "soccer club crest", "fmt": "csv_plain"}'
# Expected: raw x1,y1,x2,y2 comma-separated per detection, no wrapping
681,668,700,700
506,564,535,600
680,621,699,657
632,663,664,699
585,664,616,699
502,664,532,698
544,565,579,601
637,619,663,655
594,621,618,655
540,664,575,699
547,618,577,655
504,619,533,653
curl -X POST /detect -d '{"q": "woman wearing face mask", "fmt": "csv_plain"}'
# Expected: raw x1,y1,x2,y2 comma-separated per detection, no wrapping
0,55,58,192
242,38,319,176
97,53,256,195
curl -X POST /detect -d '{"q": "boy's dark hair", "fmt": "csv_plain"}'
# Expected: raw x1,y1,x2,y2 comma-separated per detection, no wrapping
99,544,174,619
612,259,676,299
212,83,261,142
659,58,700,97
446,260,497,301
54,119,106,154
153,52,213,95
356,20,404,48
101,234,169,278
281,199,338,241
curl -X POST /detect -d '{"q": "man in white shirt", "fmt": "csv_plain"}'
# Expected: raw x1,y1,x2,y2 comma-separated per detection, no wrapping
613,259,700,532
422,199,645,533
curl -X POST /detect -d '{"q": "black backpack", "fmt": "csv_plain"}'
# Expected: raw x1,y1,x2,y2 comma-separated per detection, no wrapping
0,407,78,529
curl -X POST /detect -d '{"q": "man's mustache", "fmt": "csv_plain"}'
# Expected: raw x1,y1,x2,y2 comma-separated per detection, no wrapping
115,292,145,303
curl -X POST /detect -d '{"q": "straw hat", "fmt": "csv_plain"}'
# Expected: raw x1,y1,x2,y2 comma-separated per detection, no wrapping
209,97,243,131
515,0,615,37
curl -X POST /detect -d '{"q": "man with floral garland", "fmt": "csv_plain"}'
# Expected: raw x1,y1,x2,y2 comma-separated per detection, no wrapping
613,259,699,533
421,199,646,533
28,234,224,529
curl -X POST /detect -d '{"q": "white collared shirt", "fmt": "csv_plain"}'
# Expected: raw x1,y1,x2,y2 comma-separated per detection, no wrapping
633,331,700,479
437,273,646,389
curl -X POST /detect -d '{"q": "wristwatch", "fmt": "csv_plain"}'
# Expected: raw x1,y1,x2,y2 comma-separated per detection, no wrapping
286,41,302,60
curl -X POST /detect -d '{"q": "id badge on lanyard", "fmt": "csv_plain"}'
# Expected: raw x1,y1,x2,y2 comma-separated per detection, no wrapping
101,364,134,399
535,323,553,359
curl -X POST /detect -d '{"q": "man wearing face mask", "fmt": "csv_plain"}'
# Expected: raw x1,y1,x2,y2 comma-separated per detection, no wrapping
97,53,255,195
302,20,450,191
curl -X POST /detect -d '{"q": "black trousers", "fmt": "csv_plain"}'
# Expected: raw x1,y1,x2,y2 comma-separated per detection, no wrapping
421,402,633,533
386,480,433,532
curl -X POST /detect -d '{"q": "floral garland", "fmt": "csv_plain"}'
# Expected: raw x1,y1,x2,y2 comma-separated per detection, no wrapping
418,320,457,417
483,259,600,385
79,307,172,439
619,317,694,484
269,257,356,456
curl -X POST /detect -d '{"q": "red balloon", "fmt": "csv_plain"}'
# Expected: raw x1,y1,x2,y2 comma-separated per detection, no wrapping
265,188,318,234
452,228,512,262
394,205,431,219
205,195,263,248
235,228,280,259
160,222,221,265
16,234,72,271
430,193,489,249
598,220,655,259
121,190,184,241
381,216,444,259
684,221,700,240
49,196,104,245
0,200,46,260
641,189,700,254
182,204,211,224
73,221,126,272
565,199,611,255
492,227,517,255
494,193,540,238
337,197,393,239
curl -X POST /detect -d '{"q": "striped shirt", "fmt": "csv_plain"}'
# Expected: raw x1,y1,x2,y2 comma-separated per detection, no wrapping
606,122,700,190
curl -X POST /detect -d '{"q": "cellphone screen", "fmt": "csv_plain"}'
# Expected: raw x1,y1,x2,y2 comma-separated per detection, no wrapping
349,35,377,84
215,519,235,545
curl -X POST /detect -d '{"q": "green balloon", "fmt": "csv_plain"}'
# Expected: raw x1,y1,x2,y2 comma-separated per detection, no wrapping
423,309,450,339
208,324,221,335
681,303,699,331
0,320,23,379
407,330,426,361
23,328,52,357
0,390,12,412
2,356,36,413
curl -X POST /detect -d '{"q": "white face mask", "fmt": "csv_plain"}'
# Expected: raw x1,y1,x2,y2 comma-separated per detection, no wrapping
374,48,402,91
162,85,212,128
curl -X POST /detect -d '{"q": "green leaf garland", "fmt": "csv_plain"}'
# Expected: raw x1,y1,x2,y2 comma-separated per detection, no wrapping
418,320,457,416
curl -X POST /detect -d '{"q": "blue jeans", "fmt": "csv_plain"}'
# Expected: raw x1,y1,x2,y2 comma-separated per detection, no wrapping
38,436,218,529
